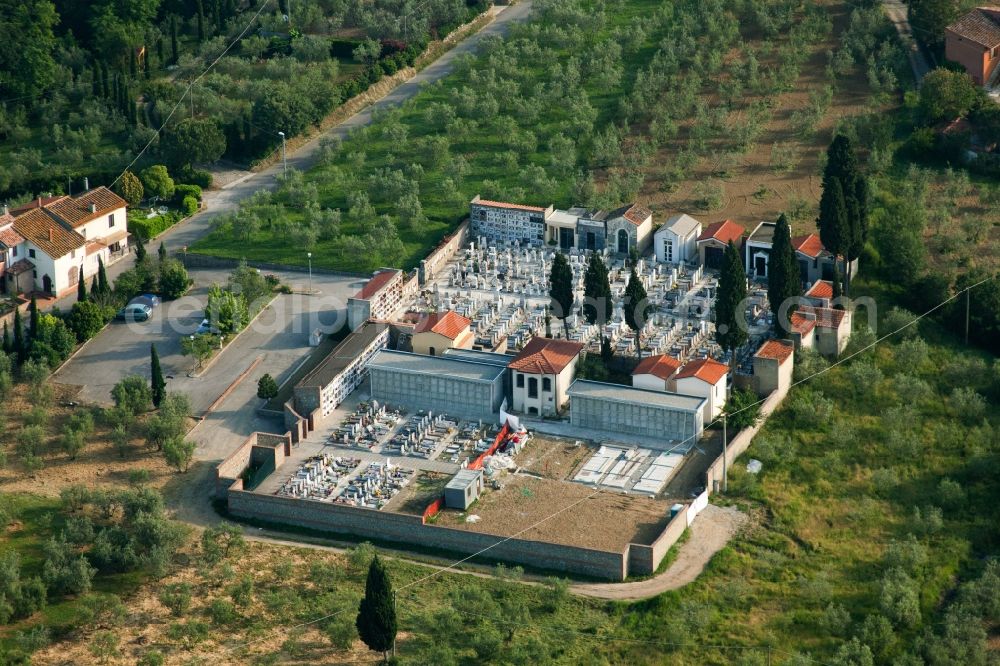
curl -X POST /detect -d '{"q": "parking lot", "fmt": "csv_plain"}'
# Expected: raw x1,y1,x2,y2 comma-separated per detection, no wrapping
54,268,362,454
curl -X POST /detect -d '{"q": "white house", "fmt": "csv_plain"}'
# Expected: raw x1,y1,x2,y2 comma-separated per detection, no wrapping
654,214,701,265
508,337,584,416
631,354,682,392
673,357,729,421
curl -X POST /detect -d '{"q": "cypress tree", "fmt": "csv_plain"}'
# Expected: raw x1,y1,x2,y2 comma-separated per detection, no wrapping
28,296,38,341
156,37,164,67
151,344,166,407
134,234,147,261
213,0,224,32
197,0,206,42
129,49,138,79
623,265,649,358
77,266,87,302
91,274,99,296
97,256,110,295
817,177,850,295
600,335,614,366
582,252,612,326
820,135,868,296
715,241,748,364
91,62,102,98
171,15,180,64
548,252,574,339
13,307,25,365
2,321,10,355
158,242,168,262
767,214,801,338
356,555,397,661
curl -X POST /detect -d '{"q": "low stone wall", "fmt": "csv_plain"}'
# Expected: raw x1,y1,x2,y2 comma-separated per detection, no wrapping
216,432,292,497
282,401,309,444
704,386,788,493
420,218,470,284
179,252,364,278
226,489,628,580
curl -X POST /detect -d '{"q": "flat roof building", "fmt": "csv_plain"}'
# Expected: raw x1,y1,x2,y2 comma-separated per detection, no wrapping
568,379,705,449
445,468,484,510
368,350,507,421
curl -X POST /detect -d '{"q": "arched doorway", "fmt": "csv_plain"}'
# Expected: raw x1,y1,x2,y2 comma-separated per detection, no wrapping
617,229,629,254
42,274,52,294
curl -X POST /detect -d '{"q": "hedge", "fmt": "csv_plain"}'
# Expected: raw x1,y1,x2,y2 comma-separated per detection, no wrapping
128,210,182,241
175,184,202,202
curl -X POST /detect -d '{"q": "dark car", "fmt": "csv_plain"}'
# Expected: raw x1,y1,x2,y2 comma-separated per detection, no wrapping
130,293,161,309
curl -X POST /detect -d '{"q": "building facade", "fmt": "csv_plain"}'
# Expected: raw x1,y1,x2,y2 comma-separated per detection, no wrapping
508,337,583,416
347,269,405,330
654,214,701,265
469,195,551,245
945,8,1000,85
673,357,729,422
696,220,744,270
753,339,794,396
630,354,682,392
411,310,474,356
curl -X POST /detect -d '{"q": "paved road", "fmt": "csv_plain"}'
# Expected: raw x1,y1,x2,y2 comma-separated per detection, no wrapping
882,0,931,85
47,0,534,316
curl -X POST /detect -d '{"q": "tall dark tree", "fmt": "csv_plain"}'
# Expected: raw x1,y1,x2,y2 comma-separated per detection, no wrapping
820,135,867,296
28,296,38,341
623,266,649,358
2,321,10,355
767,214,801,338
91,274,99,296
150,344,166,407
715,241,748,364
548,252,574,339
158,242,168,262
196,0,206,42
97,256,110,295
908,0,960,50
134,233,147,261
13,307,25,365
582,253,612,325
356,555,396,661
817,177,850,295
77,266,87,302
170,15,179,64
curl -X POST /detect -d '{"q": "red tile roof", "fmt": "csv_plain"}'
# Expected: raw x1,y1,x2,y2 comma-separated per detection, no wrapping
805,280,834,300
44,187,126,228
792,233,825,259
698,219,744,245
414,310,471,339
798,305,847,329
947,7,1000,48
508,337,584,374
675,357,729,384
354,269,400,300
632,354,682,381
12,208,86,258
9,196,68,217
609,203,652,226
755,339,794,363
0,225,24,249
473,198,546,213
790,312,816,335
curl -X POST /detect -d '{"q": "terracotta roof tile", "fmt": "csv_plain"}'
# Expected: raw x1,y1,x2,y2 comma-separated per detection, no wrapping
473,198,547,213
790,312,816,335
608,203,652,226
12,208,85,258
414,310,471,339
805,280,834,300
798,305,847,329
947,8,1000,48
9,196,68,217
675,357,728,384
44,187,126,228
698,219,744,244
508,337,583,374
354,269,400,300
792,233,825,259
0,225,25,248
755,339,794,363
632,354,682,381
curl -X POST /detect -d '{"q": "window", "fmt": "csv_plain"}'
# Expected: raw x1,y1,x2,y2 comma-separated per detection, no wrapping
665,240,673,262
516,374,524,388
12,246,17,257
542,377,552,392
528,377,538,399
28,249,35,259
108,214,115,228
428,346,436,357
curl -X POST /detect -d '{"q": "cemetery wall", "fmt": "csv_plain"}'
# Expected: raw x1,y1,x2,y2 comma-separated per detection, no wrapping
626,505,689,575
704,386,787,493
226,489,629,580
420,218,470,284
216,432,293,497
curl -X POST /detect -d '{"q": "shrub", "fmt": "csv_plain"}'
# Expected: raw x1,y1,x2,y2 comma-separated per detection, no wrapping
67,300,110,342
111,375,153,415
950,387,987,420
879,568,921,628
174,183,202,202
163,436,195,472
158,259,189,300
181,195,198,216
207,598,238,625
159,583,192,617
181,167,213,188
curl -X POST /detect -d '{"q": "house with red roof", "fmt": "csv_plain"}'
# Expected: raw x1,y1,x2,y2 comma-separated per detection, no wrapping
673,357,730,421
789,311,817,350
804,279,834,307
753,339,794,395
508,337,584,416
791,233,855,288
696,219,744,270
946,7,1000,85
631,354,683,392
347,269,406,330
411,310,474,356
798,305,852,356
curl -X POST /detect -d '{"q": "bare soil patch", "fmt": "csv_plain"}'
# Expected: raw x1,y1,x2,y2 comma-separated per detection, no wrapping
513,434,592,481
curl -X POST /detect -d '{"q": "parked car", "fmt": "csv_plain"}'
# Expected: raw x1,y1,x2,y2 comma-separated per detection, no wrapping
195,318,220,335
116,303,152,322
130,293,161,309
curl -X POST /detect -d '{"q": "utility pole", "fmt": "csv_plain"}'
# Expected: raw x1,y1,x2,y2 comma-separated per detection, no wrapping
307,251,313,294
722,412,728,494
392,590,397,658
190,81,195,118
278,131,287,176
965,287,970,345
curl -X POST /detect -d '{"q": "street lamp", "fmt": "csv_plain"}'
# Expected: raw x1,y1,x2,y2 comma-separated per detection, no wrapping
307,251,313,294
277,131,287,176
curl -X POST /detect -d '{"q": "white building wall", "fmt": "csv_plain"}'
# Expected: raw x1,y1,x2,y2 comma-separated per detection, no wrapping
675,376,726,421
632,374,668,392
